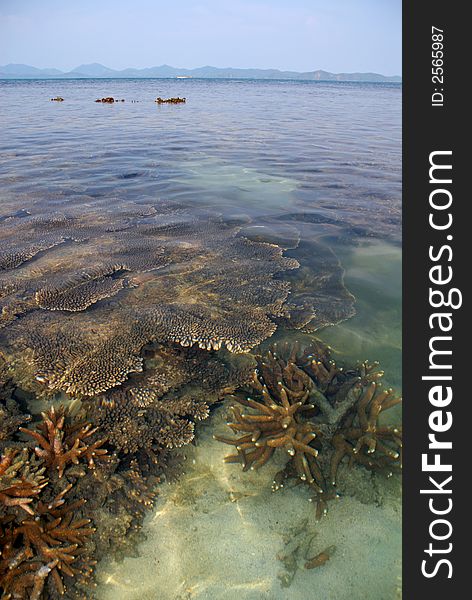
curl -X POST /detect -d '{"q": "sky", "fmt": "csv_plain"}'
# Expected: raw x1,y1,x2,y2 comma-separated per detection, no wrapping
0,0,401,75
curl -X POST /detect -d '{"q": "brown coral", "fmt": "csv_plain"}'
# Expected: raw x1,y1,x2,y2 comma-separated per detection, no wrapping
34,271,127,312
0,491,95,599
0,449,47,515
155,97,186,104
20,406,107,478
215,340,402,518
330,381,402,486
215,374,324,492
92,389,207,454
0,205,308,397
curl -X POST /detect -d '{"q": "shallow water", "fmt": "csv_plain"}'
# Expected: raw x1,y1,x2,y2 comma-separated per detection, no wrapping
0,78,401,599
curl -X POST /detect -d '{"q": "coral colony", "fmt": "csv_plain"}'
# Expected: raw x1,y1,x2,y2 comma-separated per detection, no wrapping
216,341,401,520
0,194,401,598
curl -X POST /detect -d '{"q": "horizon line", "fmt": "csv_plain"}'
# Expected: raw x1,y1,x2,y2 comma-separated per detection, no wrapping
0,62,402,79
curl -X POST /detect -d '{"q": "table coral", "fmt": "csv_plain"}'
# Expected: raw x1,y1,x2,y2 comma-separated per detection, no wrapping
0,200,350,399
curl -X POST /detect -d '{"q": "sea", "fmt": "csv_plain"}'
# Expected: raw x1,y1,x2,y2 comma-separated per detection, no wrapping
0,78,402,599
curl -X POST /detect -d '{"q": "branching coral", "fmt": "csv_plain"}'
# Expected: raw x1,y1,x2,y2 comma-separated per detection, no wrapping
20,406,108,478
0,405,112,599
330,381,402,486
0,449,47,515
215,339,402,519
1,489,95,599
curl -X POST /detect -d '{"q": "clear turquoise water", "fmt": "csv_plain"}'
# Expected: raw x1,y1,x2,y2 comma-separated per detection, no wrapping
0,79,401,240
0,78,401,382
0,78,402,599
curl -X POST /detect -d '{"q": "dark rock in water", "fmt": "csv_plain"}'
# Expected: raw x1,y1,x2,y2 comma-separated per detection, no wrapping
50,96,64,102
0,208,30,223
155,97,186,104
119,172,141,179
95,97,115,103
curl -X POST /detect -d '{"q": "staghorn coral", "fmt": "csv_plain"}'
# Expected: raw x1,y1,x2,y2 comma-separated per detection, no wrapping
20,406,107,478
0,407,114,599
0,400,169,600
0,449,47,516
215,371,327,518
215,339,402,519
329,381,402,486
0,488,96,599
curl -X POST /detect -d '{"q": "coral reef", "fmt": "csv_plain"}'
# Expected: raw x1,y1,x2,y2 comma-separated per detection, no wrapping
0,399,168,599
216,339,402,519
329,381,402,486
0,335,252,598
34,269,128,312
20,406,108,478
0,202,310,398
0,433,97,599
0,449,46,515
215,379,323,491
1,397,31,444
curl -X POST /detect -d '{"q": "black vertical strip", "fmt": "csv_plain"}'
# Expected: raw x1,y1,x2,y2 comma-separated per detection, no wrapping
403,2,466,597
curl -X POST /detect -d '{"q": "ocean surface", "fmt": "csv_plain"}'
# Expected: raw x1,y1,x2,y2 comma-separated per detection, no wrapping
0,77,401,372
0,78,402,599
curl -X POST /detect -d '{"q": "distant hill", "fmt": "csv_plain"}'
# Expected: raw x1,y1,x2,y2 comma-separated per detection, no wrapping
0,63,401,82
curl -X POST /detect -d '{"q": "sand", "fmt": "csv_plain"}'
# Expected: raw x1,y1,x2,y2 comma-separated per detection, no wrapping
96,402,402,600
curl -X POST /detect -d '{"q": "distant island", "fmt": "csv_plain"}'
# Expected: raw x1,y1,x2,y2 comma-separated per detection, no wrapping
0,62,401,82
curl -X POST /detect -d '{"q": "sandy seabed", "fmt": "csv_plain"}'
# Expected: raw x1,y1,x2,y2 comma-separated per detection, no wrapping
96,402,402,600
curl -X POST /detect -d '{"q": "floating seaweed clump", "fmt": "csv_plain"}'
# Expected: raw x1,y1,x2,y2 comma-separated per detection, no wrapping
216,339,402,519
155,97,186,104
